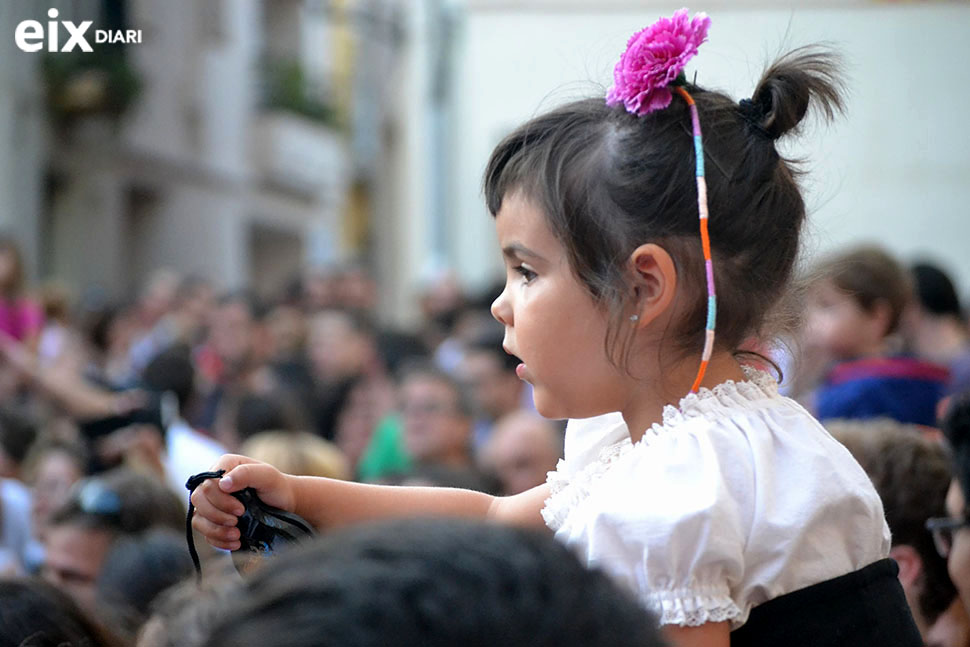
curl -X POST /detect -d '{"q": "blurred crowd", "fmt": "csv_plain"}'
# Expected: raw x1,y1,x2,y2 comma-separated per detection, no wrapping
3,233,970,646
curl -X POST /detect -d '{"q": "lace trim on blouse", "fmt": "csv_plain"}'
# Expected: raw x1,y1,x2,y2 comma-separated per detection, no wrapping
647,584,745,627
541,366,780,532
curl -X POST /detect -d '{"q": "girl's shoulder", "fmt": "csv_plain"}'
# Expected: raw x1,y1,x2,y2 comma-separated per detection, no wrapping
548,367,878,531
557,367,792,474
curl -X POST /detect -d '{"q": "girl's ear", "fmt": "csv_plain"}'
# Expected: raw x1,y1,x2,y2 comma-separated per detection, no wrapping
628,244,677,327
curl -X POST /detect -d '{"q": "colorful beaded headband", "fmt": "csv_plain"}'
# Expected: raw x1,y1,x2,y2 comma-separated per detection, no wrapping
605,8,714,394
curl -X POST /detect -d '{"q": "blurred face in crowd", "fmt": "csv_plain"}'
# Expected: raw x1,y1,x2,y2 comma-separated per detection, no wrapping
420,273,464,325
401,375,471,466
303,270,340,311
210,300,254,369
482,411,561,496
179,281,216,336
31,450,85,541
139,271,179,327
43,524,114,612
267,304,306,359
336,267,378,312
945,480,970,615
458,350,522,421
307,311,372,383
804,279,889,360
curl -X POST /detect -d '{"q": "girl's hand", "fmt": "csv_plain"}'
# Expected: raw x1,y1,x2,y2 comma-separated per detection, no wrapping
190,454,296,551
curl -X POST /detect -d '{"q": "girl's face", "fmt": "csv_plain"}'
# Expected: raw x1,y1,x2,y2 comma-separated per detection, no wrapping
491,194,625,420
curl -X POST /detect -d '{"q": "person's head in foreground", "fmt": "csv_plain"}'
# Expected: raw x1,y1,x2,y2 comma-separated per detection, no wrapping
189,518,666,647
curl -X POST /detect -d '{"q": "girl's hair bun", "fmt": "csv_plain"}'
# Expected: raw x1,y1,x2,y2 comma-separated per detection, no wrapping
749,45,845,140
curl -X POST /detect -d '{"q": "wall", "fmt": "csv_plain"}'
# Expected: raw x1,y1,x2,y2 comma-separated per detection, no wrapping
449,3,970,297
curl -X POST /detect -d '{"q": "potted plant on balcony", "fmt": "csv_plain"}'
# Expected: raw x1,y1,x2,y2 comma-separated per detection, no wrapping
41,48,142,131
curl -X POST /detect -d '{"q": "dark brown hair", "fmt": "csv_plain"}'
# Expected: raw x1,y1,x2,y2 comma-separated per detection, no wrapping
198,519,664,647
484,47,845,366
0,577,126,647
812,245,912,336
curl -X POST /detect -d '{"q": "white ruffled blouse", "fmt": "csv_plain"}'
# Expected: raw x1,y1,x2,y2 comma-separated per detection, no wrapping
542,367,890,629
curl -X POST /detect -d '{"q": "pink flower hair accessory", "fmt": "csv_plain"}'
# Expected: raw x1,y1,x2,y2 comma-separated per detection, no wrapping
606,8,711,116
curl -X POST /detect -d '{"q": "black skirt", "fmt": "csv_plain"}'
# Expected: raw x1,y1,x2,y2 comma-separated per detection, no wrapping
730,558,923,647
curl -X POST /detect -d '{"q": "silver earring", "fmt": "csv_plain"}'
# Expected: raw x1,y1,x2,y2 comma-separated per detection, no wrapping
629,315,639,323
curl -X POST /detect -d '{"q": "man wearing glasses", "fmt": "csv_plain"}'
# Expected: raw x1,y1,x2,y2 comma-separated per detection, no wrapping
42,468,185,612
931,394,970,624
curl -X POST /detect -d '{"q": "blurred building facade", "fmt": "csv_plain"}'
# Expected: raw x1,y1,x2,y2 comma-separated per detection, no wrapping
1,0,429,323
4,1,969,323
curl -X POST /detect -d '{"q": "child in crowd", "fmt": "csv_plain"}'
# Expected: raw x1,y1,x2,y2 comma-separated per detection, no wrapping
193,10,919,646
905,262,970,397
805,245,948,426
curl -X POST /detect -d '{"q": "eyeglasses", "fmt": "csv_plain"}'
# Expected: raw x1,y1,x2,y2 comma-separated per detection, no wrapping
926,515,970,558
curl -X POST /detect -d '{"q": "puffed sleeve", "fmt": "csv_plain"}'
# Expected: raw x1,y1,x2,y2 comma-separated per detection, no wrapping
567,419,753,627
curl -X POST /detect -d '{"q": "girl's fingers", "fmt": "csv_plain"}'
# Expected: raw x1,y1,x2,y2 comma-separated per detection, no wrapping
191,515,241,551
191,480,244,521
218,463,291,511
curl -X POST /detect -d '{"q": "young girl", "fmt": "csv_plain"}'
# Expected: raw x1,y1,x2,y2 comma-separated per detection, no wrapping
192,10,920,646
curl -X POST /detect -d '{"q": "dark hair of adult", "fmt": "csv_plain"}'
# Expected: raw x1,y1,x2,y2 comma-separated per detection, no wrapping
137,577,238,647
484,47,844,368
197,518,665,647
96,529,196,641
231,390,309,443
0,405,38,467
141,344,196,415
0,577,125,647
912,262,962,318
943,392,970,504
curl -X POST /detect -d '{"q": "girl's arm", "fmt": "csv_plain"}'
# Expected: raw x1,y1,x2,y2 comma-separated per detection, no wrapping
663,622,730,647
191,454,550,550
